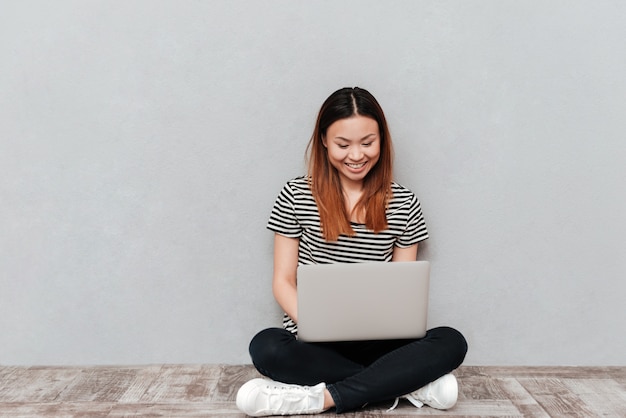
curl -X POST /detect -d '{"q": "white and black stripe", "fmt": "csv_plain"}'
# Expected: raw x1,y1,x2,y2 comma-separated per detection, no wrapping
267,176,429,334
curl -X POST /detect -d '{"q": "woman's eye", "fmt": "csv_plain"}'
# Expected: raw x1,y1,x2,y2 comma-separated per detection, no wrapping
337,144,349,149
362,142,372,147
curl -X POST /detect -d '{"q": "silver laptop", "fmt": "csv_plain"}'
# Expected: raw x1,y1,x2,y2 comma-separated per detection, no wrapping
297,261,430,342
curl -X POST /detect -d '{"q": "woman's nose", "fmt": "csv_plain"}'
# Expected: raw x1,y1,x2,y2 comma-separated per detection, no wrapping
349,146,363,160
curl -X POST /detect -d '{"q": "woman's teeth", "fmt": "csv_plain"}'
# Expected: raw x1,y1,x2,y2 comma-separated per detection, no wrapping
347,162,366,168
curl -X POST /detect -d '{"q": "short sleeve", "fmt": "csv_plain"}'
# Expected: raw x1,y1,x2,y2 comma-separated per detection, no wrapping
395,193,429,247
266,182,302,238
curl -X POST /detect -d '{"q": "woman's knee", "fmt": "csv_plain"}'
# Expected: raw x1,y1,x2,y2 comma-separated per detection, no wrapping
249,328,295,369
429,326,468,366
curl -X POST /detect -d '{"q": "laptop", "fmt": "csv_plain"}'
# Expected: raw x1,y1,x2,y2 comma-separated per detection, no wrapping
296,261,430,342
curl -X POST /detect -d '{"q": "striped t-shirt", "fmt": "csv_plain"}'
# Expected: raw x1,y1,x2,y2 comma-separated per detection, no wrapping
267,176,429,334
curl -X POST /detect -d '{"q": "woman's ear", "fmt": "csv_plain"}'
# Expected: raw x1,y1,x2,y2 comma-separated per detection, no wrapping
321,135,327,148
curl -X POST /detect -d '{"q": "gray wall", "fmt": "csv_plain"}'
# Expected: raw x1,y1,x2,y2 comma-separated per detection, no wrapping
1,1,625,366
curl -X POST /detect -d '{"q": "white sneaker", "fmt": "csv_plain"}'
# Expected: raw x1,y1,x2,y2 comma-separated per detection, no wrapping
388,373,458,411
236,378,326,416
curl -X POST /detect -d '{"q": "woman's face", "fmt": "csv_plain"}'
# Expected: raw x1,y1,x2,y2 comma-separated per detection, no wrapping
323,115,381,189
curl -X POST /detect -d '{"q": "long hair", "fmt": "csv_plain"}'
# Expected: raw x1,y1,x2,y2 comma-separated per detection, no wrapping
306,87,394,241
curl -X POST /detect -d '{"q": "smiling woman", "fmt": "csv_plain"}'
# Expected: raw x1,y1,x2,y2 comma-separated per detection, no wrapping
307,87,394,241
236,87,467,416
322,116,380,197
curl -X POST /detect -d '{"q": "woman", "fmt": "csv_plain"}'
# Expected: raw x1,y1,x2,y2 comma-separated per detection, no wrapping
237,87,467,416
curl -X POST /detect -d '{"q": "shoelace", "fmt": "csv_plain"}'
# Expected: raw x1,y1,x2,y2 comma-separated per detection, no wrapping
263,382,323,413
386,394,424,412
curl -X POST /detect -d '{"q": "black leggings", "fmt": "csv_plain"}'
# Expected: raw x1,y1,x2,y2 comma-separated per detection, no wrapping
248,326,468,413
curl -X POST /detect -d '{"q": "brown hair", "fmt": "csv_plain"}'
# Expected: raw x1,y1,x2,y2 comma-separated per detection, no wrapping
306,87,394,241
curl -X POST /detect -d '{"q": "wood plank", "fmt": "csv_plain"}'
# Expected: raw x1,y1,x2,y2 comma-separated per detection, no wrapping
0,402,114,417
54,367,141,402
0,366,82,402
518,377,600,418
0,366,22,381
108,402,246,416
116,364,164,403
0,365,625,417
462,366,626,379
0,367,29,401
2,401,452,418
498,377,551,418
456,373,510,401
563,378,626,418
213,364,262,402
137,364,211,403
184,364,224,402
382,399,522,417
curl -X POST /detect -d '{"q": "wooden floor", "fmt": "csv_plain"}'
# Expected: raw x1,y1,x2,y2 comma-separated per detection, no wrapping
0,365,624,417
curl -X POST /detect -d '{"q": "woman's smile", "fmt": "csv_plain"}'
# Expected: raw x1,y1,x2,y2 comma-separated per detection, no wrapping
346,162,367,169
323,115,381,189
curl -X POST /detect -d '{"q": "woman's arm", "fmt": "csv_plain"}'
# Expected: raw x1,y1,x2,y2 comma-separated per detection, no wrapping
391,243,419,262
272,233,300,323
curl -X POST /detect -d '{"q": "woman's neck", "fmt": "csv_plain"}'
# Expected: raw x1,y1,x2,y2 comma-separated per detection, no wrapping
339,176,364,195
341,181,365,223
